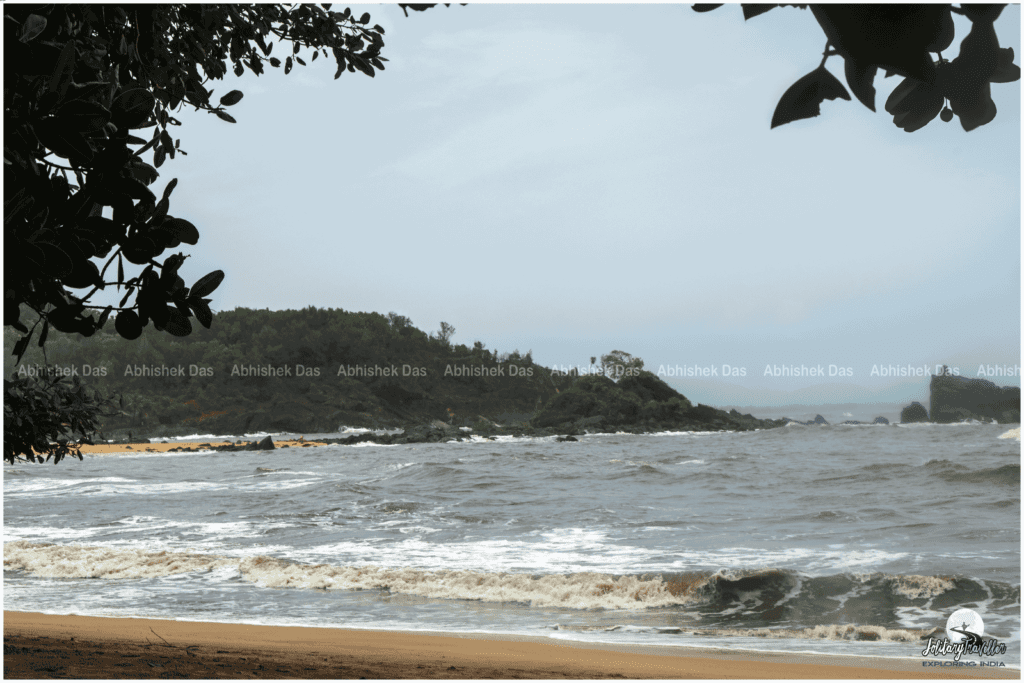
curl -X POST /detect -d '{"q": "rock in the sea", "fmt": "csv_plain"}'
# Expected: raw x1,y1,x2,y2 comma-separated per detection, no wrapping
900,402,929,423
555,435,578,442
812,414,829,425
256,435,275,450
872,416,890,425
929,373,1021,424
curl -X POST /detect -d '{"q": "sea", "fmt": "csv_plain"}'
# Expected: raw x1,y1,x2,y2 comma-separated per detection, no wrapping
4,420,1020,669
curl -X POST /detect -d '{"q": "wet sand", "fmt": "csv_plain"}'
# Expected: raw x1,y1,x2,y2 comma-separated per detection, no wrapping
4,611,1017,679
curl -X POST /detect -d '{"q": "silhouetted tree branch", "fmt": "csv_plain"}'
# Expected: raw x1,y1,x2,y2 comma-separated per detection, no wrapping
694,4,1020,131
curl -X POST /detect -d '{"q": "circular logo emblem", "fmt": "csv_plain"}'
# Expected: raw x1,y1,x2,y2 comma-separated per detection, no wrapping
946,608,985,643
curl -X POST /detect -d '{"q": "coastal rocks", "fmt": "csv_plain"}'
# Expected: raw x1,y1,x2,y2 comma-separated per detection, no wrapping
872,416,890,425
256,436,275,450
531,371,782,433
391,421,467,444
785,414,831,426
900,402,929,423
929,373,1021,424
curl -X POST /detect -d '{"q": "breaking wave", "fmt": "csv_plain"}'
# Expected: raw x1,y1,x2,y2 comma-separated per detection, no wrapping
6,541,999,616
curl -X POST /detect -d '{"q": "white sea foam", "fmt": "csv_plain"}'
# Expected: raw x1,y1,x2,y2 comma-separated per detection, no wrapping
848,573,955,599
998,427,1020,441
3,541,710,610
715,624,924,643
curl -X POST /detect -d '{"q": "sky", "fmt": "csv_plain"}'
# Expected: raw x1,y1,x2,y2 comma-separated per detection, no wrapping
152,4,1020,407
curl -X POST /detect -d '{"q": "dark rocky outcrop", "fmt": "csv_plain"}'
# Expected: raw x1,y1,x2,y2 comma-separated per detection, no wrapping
784,414,832,426
872,416,890,425
900,401,929,423
256,436,275,450
929,374,1021,424
530,371,783,433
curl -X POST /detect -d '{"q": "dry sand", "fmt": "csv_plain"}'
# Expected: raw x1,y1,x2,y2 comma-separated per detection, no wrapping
4,611,1017,679
77,439,326,455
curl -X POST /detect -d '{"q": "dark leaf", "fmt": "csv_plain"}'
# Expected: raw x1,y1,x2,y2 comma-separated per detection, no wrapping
884,77,919,114
65,80,114,104
990,47,1021,83
37,242,75,278
811,5,942,109
65,260,102,289
122,235,160,264
924,6,955,54
98,305,113,329
127,159,159,186
960,5,1004,24
13,333,32,362
843,60,878,111
951,82,997,132
162,217,200,245
56,100,111,132
691,4,724,12
161,178,178,202
215,110,237,123
114,310,143,340
49,40,77,96
285,56,293,74
220,90,244,106
112,89,156,129
269,57,281,68
190,270,224,298
163,308,193,337
47,305,83,333
771,66,852,128
190,299,214,329
742,5,776,20
35,120,95,162
20,14,47,42
120,177,156,203
359,12,371,24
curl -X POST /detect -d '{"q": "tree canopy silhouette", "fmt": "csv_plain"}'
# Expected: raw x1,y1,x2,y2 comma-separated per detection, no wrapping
693,4,1020,131
4,4,387,463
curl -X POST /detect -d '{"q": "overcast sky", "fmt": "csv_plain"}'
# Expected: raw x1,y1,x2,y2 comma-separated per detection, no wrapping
160,4,1020,406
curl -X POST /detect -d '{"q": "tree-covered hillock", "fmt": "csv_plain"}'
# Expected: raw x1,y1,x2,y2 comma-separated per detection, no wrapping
4,307,571,438
531,370,783,433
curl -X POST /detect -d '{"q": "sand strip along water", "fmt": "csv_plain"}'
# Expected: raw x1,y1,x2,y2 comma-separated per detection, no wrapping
69,439,328,455
3,612,1017,679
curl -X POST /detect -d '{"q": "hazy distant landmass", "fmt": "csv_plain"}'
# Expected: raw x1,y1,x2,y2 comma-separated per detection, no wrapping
6,308,1016,440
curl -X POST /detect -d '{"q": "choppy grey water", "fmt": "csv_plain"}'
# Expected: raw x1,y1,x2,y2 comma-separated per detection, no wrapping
4,422,1020,666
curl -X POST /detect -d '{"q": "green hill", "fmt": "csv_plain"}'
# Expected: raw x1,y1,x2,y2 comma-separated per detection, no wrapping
5,307,784,439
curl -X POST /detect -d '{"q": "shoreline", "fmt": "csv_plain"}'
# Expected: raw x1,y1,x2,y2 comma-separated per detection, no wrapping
75,438,327,455
4,611,1017,679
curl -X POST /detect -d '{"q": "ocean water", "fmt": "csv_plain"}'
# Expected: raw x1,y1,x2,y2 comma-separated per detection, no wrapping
4,422,1020,667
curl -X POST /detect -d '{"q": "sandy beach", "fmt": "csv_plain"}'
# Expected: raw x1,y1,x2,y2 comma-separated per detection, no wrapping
4,612,1017,679
76,439,326,455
